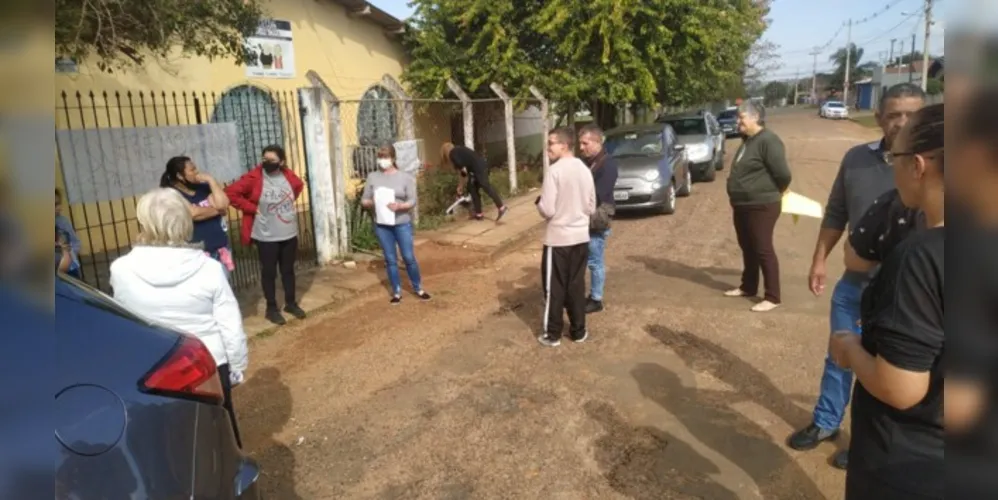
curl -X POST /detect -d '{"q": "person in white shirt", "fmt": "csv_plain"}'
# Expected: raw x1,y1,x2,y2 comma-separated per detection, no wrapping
110,187,249,447
535,127,597,347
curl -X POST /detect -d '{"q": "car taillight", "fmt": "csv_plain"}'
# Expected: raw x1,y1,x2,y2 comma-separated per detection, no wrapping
140,335,224,404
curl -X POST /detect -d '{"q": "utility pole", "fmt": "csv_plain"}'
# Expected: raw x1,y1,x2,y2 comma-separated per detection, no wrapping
843,19,853,107
793,68,800,106
909,32,917,82
889,38,897,67
921,0,933,90
810,49,820,104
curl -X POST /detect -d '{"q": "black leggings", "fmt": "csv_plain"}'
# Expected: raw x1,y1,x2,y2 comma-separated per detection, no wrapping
217,363,243,448
468,168,504,215
256,236,297,309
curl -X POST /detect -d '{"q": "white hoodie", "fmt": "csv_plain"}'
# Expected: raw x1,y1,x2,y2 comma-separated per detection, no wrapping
109,246,248,374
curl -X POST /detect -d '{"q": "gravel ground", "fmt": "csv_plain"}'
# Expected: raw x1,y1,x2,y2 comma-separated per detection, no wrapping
236,109,881,500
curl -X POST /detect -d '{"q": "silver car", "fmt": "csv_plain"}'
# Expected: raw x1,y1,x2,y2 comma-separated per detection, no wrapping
604,123,692,215
656,111,726,182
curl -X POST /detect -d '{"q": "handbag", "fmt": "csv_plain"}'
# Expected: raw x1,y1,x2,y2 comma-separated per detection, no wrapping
588,153,615,232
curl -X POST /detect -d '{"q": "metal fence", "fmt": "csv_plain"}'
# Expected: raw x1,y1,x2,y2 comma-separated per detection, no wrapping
55,89,318,293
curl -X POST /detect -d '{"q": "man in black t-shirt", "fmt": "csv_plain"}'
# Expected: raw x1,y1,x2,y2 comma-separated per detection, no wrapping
440,142,508,221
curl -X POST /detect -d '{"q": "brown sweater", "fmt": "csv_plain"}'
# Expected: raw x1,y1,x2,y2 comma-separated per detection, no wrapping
536,156,596,247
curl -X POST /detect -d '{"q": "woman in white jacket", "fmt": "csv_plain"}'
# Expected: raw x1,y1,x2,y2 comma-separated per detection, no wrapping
110,187,249,447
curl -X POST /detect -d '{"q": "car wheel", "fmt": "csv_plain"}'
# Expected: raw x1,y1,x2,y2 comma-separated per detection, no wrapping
658,182,677,215
702,160,718,181
714,150,725,171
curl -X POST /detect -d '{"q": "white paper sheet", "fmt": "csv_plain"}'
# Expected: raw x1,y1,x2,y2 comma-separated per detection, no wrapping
374,187,396,225
782,191,824,224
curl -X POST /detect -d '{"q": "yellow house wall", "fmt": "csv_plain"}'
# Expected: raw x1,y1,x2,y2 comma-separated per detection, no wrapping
55,0,449,257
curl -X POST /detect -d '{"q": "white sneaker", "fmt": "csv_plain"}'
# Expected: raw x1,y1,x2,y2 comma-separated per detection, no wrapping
750,300,780,312
723,288,749,297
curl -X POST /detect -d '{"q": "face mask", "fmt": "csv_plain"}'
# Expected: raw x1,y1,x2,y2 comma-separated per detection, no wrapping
377,158,393,170
262,161,280,173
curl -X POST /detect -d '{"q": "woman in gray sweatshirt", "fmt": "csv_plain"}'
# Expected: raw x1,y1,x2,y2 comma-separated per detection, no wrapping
361,143,432,305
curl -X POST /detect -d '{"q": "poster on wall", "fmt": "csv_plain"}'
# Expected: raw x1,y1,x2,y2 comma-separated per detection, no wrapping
245,19,295,79
55,123,242,204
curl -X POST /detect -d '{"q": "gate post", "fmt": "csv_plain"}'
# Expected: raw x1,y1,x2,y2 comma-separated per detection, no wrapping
489,82,517,193
446,79,474,149
305,70,350,257
528,86,550,175
299,86,338,265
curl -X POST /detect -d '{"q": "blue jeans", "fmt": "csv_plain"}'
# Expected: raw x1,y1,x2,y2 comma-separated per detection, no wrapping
813,276,865,431
587,229,611,301
374,223,422,295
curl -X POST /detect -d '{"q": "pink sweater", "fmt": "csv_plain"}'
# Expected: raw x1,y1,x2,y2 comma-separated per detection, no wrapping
536,156,596,247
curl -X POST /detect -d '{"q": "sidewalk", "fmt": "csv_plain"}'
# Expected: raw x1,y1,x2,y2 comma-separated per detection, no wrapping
238,189,544,338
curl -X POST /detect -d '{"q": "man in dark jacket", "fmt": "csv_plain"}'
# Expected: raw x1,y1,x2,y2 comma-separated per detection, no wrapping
578,124,619,313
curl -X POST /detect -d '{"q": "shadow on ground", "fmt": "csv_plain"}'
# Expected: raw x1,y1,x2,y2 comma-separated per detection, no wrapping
586,400,739,500
237,367,301,499
494,265,544,337
630,255,741,293
639,324,825,499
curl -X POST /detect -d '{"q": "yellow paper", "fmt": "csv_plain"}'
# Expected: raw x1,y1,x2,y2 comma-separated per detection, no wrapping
782,191,823,221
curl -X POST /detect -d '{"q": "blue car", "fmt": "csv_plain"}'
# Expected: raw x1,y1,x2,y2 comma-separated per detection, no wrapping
52,273,260,499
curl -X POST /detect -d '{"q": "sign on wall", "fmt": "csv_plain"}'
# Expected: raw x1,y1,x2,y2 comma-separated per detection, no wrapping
56,123,242,204
245,19,296,79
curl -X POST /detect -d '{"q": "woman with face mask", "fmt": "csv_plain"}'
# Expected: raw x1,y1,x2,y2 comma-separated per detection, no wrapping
160,156,232,274
225,145,307,326
361,143,431,304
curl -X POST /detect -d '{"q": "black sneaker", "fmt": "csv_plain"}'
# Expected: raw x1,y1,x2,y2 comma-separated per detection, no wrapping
415,290,432,301
571,330,589,343
283,303,307,320
390,295,402,305
472,213,485,221
832,449,848,470
787,423,839,451
536,333,561,347
265,309,286,326
496,205,509,222
585,298,604,314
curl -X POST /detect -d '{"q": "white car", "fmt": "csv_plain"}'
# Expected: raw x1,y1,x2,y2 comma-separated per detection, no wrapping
820,101,849,119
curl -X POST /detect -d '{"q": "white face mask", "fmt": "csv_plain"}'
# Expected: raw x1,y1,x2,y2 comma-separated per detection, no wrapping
377,158,393,170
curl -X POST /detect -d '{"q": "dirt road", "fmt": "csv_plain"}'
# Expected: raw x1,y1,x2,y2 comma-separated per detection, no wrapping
238,110,880,500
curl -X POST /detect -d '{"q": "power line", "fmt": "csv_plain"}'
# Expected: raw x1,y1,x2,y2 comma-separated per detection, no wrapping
855,10,922,46
776,0,918,56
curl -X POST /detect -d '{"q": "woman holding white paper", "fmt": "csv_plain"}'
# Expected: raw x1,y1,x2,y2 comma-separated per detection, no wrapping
361,143,431,305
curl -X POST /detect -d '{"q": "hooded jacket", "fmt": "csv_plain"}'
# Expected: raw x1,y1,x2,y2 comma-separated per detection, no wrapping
109,246,248,373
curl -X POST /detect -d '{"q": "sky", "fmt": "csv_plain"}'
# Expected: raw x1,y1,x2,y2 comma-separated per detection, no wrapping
369,0,946,81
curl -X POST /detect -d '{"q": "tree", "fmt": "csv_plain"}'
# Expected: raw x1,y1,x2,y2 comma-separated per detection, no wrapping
401,0,770,123
763,81,789,106
743,39,782,94
925,77,943,96
828,43,867,88
55,0,263,72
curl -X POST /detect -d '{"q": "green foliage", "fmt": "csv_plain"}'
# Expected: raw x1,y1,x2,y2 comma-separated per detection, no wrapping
829,43,868,88
402,0,770,108
925,77,943,96
55,0,263,72
348,187,379,251
763,81,790,105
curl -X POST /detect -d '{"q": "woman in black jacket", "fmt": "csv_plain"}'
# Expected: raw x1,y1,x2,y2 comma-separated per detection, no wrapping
829,103,944,500
440,142,508,221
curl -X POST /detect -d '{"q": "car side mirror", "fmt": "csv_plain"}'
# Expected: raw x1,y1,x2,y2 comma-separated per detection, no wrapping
672,144,686,152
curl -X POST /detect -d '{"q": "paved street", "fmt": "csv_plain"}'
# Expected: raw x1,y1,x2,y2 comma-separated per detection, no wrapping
237,110,880,500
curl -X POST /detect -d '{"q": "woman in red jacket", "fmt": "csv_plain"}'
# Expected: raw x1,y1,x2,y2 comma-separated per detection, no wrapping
224,145,306,326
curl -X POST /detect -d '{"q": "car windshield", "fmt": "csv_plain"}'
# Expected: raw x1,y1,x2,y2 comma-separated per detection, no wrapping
717,110,737,120
663,118,706,135
826,102,845,108
605,131,663,157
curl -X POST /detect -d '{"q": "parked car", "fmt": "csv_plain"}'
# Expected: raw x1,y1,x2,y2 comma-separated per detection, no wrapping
819,100,849,119
716,108,740,138
604,123,691,215
54,273,261,499
656,111,726,182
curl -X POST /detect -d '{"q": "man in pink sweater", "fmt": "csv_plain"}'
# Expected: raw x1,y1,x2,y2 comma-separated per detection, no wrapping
536,127,597,346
